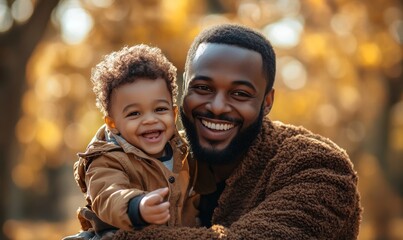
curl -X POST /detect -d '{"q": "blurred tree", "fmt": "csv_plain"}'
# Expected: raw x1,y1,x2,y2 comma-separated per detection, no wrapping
0,0,61,239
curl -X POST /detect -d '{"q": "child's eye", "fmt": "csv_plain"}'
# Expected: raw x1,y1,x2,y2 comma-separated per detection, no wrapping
156,107,169,112
126,111,140,117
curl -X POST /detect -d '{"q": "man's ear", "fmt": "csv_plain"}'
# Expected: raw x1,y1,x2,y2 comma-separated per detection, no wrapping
173,105,179,122
263,88,275,115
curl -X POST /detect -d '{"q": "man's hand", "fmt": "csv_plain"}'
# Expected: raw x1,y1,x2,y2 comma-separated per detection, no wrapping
139,187,170,224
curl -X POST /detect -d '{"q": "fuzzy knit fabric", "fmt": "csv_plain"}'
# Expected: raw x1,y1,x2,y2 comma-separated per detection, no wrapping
112,118,362,240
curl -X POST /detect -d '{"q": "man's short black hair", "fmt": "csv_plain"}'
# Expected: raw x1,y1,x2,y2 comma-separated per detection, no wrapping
184,24,276,92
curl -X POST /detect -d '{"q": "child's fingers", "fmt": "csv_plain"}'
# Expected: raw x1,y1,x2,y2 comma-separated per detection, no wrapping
147,210,170,224
157,187,169,198
144,200,170,214
143,193,165,207
139,188,170,224
144,187,169,205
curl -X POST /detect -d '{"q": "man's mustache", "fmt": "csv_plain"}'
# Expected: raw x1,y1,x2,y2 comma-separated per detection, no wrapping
192,110,243,125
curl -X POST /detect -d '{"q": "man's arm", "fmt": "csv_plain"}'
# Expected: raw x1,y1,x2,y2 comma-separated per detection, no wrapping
111,135,361,239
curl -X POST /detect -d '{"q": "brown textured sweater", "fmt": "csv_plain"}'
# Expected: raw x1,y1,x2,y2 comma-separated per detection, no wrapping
113,118,362,239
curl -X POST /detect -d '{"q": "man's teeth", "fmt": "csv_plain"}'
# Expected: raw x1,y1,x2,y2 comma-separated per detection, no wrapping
201,119,234,131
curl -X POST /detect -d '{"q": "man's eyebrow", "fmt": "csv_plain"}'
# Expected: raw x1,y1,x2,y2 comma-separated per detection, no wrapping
189,75,212,82
232,80,257,91
189,76,257,91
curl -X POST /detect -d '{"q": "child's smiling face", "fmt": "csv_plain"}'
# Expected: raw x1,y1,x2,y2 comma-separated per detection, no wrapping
106,77,177,158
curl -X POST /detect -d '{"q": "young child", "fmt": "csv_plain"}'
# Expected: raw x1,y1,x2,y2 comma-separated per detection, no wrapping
66,44,198,239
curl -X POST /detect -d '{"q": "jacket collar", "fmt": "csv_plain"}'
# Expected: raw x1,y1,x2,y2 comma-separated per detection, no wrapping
80,124,189,168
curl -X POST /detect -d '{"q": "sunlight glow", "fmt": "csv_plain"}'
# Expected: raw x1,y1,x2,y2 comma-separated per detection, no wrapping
263,17,304,49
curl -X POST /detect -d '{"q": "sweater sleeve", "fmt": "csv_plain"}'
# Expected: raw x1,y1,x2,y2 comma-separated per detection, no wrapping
222,134,361,239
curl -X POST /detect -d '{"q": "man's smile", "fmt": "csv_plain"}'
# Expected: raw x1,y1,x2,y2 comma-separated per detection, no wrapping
195,117,240,144
201,118,235,131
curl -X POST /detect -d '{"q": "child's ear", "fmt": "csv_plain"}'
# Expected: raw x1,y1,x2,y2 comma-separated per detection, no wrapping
173,105,179,122
104,116,116,129
105,116,119,134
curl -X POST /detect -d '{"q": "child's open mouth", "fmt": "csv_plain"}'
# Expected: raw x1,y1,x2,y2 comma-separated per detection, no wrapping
142,130,162,142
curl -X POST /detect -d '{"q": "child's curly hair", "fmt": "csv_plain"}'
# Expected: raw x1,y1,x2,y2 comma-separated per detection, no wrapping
91,44,178,116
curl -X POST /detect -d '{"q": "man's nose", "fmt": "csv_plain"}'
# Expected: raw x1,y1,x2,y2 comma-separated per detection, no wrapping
205,92,231,115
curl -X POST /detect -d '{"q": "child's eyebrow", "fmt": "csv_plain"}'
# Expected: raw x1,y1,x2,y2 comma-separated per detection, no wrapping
155,99,171,105
122,99,172,113
122,103,139,114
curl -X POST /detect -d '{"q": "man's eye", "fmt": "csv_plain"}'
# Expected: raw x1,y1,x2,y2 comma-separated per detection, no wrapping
192,85,211,92
232,91,252,99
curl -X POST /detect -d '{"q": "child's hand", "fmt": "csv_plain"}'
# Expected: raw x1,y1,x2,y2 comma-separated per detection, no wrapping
139,187,170,224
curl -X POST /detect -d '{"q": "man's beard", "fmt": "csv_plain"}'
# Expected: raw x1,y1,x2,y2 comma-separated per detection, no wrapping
179,107,264,165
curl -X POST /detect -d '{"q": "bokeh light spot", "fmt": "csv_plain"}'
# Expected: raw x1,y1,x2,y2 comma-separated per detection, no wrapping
11,0,33,23
263,17,303,49
0,3,13,32
279,57,307,90
317,104,339,127
358,42,382,67
56,1,94,44
36,119,62,151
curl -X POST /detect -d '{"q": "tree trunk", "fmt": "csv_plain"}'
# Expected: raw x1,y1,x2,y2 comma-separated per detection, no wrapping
0,0,60,238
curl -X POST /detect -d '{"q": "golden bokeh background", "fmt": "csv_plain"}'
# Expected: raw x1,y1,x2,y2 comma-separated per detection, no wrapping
0,0,402,239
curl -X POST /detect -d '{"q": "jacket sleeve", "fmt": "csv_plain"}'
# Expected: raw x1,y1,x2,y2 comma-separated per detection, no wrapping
86,153,145,231
112,135,361,240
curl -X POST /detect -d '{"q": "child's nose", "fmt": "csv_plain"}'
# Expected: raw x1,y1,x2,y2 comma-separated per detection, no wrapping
141,112,158,124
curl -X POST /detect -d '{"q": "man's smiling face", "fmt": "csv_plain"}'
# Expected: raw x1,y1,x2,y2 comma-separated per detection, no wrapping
180,43,274,164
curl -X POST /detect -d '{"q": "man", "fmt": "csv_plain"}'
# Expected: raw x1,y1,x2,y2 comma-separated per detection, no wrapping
86,24,362,239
